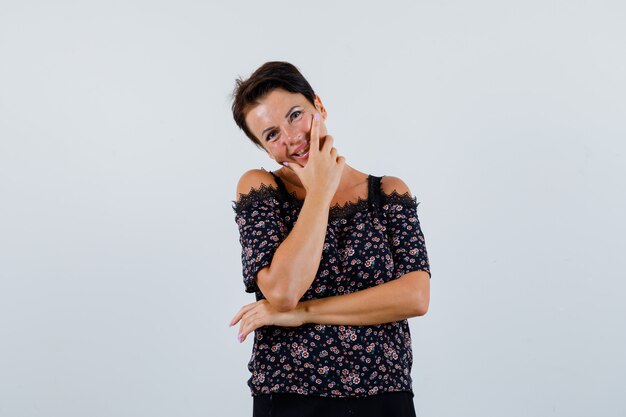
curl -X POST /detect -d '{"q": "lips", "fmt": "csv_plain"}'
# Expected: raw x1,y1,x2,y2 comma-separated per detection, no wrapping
291,142,309,156
291,142,309,157
293,149,310,160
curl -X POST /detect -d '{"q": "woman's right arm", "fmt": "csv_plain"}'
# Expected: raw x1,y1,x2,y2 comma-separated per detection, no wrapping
236,169,332,312
237,112,344,312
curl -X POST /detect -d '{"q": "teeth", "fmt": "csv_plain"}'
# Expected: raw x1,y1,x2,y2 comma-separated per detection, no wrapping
294,145,309,157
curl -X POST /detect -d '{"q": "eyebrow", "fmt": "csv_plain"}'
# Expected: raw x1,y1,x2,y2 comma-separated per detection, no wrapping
260,106,301,139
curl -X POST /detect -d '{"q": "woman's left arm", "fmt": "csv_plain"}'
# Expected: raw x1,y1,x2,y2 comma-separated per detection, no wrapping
231,270,429,343
300,269,430,324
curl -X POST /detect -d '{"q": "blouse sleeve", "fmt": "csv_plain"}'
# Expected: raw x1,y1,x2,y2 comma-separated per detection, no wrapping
232,187,288,294
382,193,431,280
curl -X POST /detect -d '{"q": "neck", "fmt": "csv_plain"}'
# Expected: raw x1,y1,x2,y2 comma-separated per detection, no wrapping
277,163,361,191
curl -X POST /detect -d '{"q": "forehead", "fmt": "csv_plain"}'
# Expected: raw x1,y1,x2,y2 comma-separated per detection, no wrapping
245,89,308,136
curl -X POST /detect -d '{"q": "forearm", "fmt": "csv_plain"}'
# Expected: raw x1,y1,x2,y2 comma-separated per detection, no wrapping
297,271,430,326
262,192,330,307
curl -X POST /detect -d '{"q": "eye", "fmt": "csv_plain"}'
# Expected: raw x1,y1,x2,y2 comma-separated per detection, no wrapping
289,110,303,122
266,130,278,141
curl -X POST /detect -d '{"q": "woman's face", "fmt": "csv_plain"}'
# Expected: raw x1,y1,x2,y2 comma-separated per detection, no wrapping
245,88,327,167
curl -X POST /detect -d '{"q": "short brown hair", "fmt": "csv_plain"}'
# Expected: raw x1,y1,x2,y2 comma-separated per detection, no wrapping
232,62,316,149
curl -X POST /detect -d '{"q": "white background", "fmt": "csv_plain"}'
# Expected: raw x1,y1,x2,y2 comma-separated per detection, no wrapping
1,1,625,416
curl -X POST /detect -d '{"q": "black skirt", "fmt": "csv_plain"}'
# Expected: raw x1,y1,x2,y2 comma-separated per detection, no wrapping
253,391,417,417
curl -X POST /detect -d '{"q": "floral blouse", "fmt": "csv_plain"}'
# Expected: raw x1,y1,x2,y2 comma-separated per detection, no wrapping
232,171,431,398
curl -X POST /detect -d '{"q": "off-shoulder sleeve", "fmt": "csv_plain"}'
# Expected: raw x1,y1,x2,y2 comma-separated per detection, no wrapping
232,186,288,293
381,192,431,279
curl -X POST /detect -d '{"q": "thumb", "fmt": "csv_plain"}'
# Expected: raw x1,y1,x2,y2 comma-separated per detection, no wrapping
283,161,303,176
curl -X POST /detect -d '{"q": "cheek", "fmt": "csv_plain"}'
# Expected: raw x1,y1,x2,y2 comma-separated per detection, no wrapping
297,116,311,133
267,142,287,159
268,143,280,155
300,114,327,138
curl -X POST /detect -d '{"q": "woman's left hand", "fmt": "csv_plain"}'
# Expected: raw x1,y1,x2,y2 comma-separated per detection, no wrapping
229,300,306,343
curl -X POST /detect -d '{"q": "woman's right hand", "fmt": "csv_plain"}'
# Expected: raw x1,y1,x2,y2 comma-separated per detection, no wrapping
286,112,346,203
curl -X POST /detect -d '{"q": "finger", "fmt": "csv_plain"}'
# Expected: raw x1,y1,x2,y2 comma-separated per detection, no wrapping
237,308,260,341
238,316,248,342
239,315,262,343
309,112,321,153
283,160,303,177
229,302,257,327
321,135,334,154
240,318,253,342
229,303,255,326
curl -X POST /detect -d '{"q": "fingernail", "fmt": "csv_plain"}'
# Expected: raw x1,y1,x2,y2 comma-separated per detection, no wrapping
237,333,242,342
282,162,289,167
314,113,320,121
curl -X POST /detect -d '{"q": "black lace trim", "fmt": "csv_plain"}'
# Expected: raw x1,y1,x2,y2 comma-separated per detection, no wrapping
380,190,419,209
328,197,371,218
233,184,419,217
232,183,282,214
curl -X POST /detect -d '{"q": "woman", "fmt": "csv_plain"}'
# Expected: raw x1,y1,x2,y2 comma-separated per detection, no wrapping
229,62,431,417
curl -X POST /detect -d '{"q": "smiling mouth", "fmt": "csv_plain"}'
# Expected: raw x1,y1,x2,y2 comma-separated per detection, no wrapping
292,143,310,158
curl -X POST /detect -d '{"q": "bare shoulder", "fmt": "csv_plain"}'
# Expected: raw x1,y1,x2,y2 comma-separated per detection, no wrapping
380,175,413,197
235,169,278,202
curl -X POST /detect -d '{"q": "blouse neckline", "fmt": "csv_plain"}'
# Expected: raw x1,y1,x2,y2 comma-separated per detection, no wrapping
232,171,419,219
270,172,376,219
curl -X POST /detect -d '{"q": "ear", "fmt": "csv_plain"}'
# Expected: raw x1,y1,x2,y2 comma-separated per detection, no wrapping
314,95,328,120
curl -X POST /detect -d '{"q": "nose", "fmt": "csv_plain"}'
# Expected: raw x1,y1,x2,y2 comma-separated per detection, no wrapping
279,123,300,146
